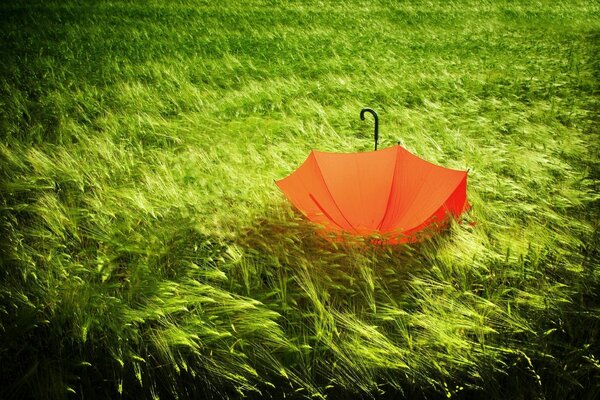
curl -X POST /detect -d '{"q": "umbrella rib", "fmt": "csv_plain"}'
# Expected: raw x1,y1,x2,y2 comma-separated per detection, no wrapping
354,155,366,229
403,173,468,234
377,145,400,231
312,154,359,234
309,194,346,231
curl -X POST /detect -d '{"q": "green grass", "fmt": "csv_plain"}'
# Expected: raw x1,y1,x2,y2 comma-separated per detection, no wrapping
1,0,599,398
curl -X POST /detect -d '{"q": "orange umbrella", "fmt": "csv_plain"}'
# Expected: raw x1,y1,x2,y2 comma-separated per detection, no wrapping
276,109,470,243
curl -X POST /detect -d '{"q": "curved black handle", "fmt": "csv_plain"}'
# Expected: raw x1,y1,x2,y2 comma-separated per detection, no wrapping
360,108,379,150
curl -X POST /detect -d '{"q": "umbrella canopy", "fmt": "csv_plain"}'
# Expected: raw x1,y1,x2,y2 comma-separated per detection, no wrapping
275,110,469,243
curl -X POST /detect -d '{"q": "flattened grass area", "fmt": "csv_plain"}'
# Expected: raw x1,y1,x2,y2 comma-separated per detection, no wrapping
1,1,599,398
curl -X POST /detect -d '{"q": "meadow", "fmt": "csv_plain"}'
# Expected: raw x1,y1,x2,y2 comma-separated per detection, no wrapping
1,0,599,398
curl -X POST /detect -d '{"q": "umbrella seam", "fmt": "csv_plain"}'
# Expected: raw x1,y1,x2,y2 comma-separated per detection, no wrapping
312,153,359,234
398,167,432,231
377,145,401,231
308,194,346,231
403,172,468,234
354,155,366,231
387,154,450,234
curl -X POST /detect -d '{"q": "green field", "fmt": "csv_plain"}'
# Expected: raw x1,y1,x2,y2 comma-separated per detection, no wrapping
1,1,599,398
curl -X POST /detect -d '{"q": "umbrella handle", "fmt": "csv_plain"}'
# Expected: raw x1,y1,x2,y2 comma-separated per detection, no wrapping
360,108,379,150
